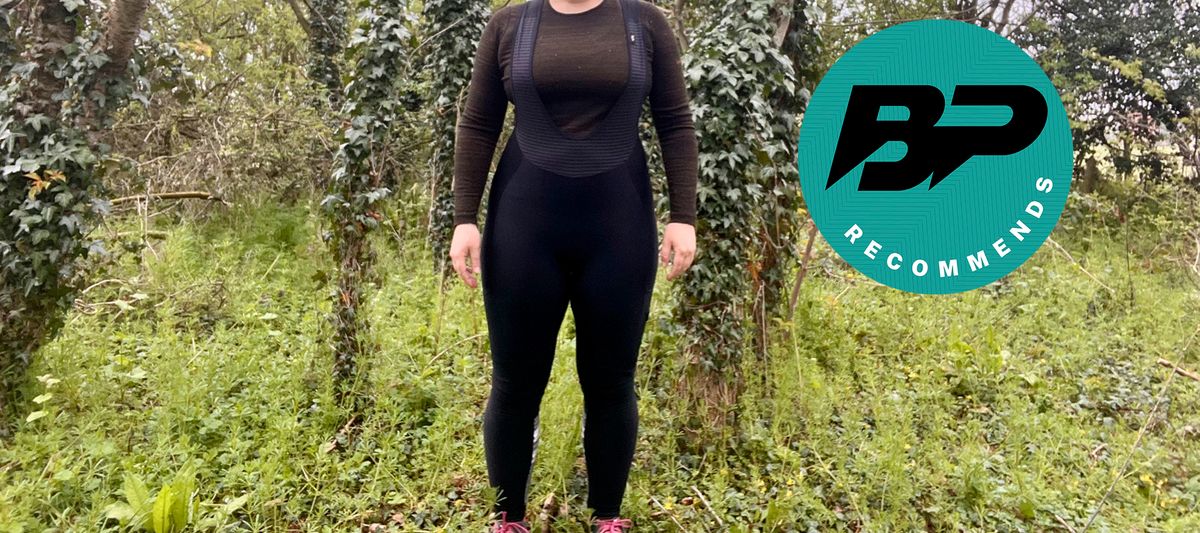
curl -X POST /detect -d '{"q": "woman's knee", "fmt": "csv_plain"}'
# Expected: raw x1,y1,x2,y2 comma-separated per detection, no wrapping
487,378,548,414
578,375,635,407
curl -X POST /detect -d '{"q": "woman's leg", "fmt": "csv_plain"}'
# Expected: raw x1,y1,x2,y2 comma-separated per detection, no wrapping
566,176,657,519
481,185,571,520
570,272,651,519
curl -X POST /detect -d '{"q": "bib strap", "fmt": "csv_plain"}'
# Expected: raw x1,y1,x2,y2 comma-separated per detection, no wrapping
510,0,650,178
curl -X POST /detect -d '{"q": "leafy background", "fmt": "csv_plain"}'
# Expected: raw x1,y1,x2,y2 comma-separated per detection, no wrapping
2,0,1200,531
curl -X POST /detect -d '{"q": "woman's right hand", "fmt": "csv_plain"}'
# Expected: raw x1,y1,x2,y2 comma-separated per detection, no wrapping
450,223,483,289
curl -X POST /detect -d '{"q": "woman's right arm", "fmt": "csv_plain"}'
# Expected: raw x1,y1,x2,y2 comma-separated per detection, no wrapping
451,9,510,288
452,10,510,227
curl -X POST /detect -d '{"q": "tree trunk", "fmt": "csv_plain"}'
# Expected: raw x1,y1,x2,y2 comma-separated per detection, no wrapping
424,0,489,279
752,0,812,356
1081,154,1099,193
3,0,151,437
98,0,149,81
307,0,347,110
21,1,75,119
84,0,150,134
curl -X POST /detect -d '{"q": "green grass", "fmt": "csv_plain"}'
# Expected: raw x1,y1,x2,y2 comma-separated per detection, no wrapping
2,198,1199,532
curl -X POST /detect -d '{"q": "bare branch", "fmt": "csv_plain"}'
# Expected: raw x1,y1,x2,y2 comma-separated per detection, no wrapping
787,220,819,320
110,190,226,205
287,0,313,37
671,0,688,53
1158,358,1200,383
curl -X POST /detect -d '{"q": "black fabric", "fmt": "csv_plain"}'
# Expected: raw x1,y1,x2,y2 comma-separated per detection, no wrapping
480,0,655,519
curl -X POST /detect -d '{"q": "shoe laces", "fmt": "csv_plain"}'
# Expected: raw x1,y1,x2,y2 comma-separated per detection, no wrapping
596,517,633,532
491,512,530,533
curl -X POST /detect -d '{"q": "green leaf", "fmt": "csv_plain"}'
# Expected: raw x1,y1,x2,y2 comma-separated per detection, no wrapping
151,485,175,533
222,493,251,513
171,491,190,532
103,502,135,523
123,472,151,509
25,410,47,422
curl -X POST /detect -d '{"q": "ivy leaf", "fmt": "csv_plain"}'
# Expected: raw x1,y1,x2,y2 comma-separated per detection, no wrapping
24,114,50,132
25,171,49,199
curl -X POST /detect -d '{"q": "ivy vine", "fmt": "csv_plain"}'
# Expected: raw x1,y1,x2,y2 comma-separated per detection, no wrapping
307,0,348,111
750,0,820,352
675,0,800,410
320,0,419,397
1,0,148,423
421,0,488,277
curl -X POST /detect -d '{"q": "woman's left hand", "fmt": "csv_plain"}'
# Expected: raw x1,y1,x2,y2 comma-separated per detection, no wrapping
659,222,696,280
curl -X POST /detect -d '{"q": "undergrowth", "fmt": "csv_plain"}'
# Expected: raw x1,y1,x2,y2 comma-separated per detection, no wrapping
1,189,1198,532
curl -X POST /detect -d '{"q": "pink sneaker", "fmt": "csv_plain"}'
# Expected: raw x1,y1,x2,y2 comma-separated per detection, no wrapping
594,517,633,532
490,512,530,533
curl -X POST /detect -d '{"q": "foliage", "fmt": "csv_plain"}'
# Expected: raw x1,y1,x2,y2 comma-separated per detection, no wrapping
751,0,821,351
107,0,330,202
0,2,12,75
2,198,1198,530
308,0,349,111
675,0,798,406
421,0,488,277
1017,0,1200,182
104,467,206,533
320,0,420,394
815,0,1035,65
0,0,146,426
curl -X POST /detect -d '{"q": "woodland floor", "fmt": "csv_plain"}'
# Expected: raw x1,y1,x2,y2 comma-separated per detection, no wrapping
2,197,1199,532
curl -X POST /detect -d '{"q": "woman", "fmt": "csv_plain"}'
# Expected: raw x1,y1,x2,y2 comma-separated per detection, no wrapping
448,0,698,529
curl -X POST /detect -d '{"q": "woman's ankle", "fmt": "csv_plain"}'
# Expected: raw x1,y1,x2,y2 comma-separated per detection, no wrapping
493,510,525,519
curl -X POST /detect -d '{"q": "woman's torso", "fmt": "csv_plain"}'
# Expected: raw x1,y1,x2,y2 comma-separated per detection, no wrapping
491,0,657,137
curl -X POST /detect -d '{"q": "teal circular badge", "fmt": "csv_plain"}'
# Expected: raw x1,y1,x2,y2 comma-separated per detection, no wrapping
798,20,1072,294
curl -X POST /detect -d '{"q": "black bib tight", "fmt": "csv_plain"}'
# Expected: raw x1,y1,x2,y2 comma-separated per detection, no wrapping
481,134,656,519
480,0,654,520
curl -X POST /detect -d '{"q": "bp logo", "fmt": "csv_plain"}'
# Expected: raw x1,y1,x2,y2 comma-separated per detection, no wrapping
798,20,1073,294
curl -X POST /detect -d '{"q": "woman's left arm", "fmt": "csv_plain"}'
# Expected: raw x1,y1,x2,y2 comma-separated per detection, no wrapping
645,4,698,280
